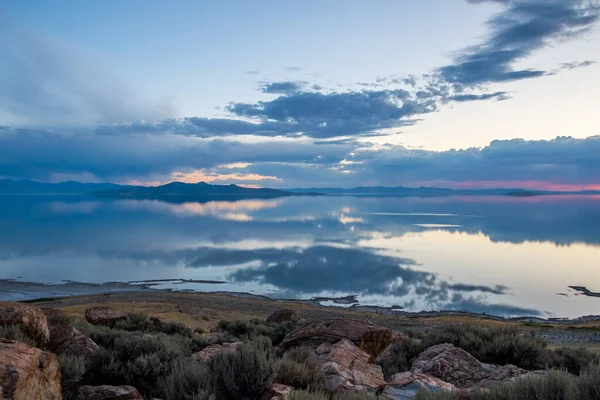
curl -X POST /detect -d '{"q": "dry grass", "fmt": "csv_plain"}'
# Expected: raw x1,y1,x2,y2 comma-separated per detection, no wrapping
35,291,600,342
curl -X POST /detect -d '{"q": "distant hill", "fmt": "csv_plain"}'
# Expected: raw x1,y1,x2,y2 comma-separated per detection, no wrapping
91,181,306,201
287,186,600,197
0,179,122,195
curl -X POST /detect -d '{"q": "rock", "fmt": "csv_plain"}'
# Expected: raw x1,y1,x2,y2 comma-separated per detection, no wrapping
315,338,386,396
84,306,128,328
0,338,61,400
0,302,50,345
411,343,527,388
43,308,99,358
191,342,241,362
266,309,298,324
279,319,396,362
262,383,294,400
380,372,457,399
76,385,143,400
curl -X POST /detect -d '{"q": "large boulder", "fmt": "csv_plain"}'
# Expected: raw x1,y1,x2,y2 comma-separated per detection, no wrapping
380,372,457,400
191,342,241,362
84,306,127,328
411,343,527,388
262,383,294,400
0,302,50,345
266,309,298,324
315,338,386,397
76,385,143,400
279,319,396,362
0,338,62,400
43,308,99,358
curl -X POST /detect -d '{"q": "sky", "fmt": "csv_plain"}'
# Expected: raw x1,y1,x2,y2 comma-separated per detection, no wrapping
0,0,599,189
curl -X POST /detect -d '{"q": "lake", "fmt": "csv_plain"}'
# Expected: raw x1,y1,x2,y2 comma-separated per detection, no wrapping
1,194,599,318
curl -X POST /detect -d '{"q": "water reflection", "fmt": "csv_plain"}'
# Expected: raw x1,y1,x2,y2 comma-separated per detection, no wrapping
0,194,599,317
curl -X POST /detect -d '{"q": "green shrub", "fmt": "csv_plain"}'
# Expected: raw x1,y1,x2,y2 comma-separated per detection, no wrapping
159,359,214,400
378,325,600,378
376,336,427,376
415,366,600,400
553,347,600,375
567,363,600,399
342,392,378,399
421,325,548,370
0,324,39,347
288,389,330,400
113,312,193,336
217,319,297,345
85,329,195,398
58,353,86,400
208,336,275,400
403,327,426,339
275,346,324,390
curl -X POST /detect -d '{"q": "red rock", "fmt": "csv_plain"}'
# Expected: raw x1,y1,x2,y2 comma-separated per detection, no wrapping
380,372,457,399
191,342,241,362
262,383,294,400
43,308,99,358
0,302,50,345
279,319,396,362
315,338,386,396
76,385,143,400
84,306,128,328
0,338,62,400
266,309,298,324
411,343,527,388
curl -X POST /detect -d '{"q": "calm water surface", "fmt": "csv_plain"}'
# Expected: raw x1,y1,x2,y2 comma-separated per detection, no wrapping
1,195,599,318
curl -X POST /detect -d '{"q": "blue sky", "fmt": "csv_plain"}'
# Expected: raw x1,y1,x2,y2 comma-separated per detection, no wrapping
1,0,599,189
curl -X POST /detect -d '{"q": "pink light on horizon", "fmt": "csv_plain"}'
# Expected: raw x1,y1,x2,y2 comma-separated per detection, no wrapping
415,180,600,192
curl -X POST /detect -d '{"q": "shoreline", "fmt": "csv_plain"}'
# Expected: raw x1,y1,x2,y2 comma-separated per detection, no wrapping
3,278,599,324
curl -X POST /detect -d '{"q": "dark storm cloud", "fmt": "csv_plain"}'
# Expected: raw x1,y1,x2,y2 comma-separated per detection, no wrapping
440,0,600,87
225,89,434,138
367,136,600,185
96,89,434,139
447,91,510,102
2,124,600,187
447,284,508,295
0,126,354,181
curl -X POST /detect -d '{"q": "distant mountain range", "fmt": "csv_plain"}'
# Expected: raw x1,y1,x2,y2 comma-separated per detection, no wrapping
91,181,302,201
1,179,599,199
287,186,600,197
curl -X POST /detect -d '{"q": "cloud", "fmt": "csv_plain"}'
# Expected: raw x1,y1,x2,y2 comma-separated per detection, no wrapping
440,0,600,87
226,89,435,138
3,124,600,189
0,126,356,182
0,17,170,127
447,91,510,102
560,60,597,70
61,1,600,142
260,81,307,95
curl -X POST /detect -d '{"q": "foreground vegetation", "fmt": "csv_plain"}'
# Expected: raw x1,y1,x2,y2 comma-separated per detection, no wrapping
415,365,600,400
3,308,600,399
378,324,600,376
